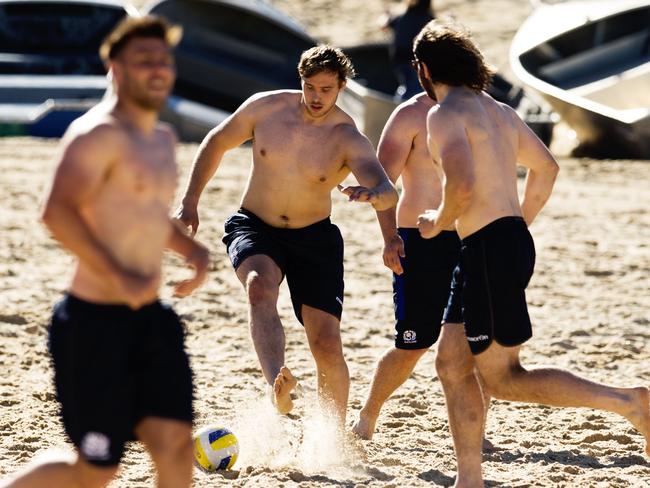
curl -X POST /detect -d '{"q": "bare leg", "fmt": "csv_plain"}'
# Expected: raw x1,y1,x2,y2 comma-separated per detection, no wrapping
436,323,484,488
303,305,350,426
2,454,117,488
136,417,193,488
475,342,650,457
352,346,428,439
475,368,494,451
235,256,297,413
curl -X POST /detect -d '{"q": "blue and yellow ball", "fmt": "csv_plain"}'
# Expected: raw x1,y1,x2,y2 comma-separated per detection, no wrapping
193,425,239,471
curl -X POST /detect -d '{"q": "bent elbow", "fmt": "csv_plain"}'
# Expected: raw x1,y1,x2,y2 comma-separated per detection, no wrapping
374,186,399,211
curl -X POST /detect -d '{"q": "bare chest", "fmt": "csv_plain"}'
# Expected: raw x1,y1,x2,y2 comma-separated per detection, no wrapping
104,138,177,203
252,118,346,183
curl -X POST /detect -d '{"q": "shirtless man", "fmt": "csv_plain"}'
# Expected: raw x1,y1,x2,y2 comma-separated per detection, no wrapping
174,45,398,424
352,92,490,442
2,17,209,488
413,20,650,487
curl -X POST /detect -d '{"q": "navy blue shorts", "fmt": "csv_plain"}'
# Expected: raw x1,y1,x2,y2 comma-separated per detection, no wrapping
48,294,194,466
393,228,460,349
222,208,344,324
443,216,535,354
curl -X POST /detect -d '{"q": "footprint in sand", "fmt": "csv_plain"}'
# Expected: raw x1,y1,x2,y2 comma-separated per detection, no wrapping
578,433,634,445
0,314,27,325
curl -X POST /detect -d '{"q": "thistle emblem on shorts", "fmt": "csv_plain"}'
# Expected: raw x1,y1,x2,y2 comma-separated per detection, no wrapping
403,330,417,343
80,432,111,461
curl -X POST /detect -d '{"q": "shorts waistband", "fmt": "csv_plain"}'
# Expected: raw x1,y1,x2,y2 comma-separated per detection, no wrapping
398,227,458,238
461,216,526,245
237,207,332,232
64,293,159,312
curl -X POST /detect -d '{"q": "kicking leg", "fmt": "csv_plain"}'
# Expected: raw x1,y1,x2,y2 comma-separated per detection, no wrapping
236,255,297,414
475,342,650,457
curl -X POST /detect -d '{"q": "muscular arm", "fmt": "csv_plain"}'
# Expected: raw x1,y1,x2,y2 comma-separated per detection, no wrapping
375,107,415,272
514,113,559,226
41,126,125,283
341,129,399,211
419,107,474,238
176,95,258,234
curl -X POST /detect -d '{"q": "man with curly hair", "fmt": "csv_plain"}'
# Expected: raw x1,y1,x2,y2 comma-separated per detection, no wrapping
414,20,650,487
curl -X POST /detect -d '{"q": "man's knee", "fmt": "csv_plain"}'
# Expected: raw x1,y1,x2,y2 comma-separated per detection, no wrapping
390,347,428,367
245,272,277,306
139,421,193,466
481,363,527,399
310,330,345,365
435,325,474,381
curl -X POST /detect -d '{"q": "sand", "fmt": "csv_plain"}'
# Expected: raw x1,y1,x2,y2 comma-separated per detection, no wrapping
1,0,650,486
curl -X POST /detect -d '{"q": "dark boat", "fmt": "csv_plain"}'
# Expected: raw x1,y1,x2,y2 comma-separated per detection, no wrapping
146,0,556,147
145,0,314,113
0,0,227,140
0,0,133,136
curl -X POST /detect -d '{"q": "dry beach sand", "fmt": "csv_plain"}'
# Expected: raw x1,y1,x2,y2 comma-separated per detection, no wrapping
2,0,650,486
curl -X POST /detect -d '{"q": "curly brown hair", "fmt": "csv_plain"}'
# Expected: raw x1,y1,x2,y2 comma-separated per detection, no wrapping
413,20,494,92
298,45,356,83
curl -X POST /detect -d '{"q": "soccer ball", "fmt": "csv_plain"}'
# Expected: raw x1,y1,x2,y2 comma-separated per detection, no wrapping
193,425,239,471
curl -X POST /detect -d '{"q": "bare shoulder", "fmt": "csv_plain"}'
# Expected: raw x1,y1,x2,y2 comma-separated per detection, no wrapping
392,93,432,128
426,102,451,130
240,89,300,113
63,106,127,153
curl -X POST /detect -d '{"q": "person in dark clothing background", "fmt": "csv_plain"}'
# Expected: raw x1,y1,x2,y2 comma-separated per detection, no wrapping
384,0,435,101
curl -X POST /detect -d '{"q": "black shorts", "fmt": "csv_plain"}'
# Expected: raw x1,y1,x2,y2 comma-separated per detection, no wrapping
443,216,535,355
393,228,460,349
48,294,194,466
222,208,344,324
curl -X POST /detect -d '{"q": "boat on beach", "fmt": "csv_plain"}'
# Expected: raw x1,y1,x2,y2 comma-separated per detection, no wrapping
0,0,227,140
510,0,650,158
146,0,555,147
143,0,314,113
0,0,132,136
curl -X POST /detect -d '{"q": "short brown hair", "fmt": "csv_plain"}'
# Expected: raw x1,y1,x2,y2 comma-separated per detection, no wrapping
298,45,356,82
99,15,182,62
413,20,494,92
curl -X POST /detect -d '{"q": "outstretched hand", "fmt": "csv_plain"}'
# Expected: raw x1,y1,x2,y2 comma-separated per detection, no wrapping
337,184,378,204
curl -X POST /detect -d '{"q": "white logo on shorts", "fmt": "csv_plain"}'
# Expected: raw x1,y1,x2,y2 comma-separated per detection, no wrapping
403,330,417,343
335,296,343,306
80,432,111,461
466,334,489,342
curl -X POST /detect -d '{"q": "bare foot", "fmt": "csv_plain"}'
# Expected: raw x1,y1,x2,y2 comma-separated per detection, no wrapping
272,366,297,415
351,410,376,440
624,386,650,457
